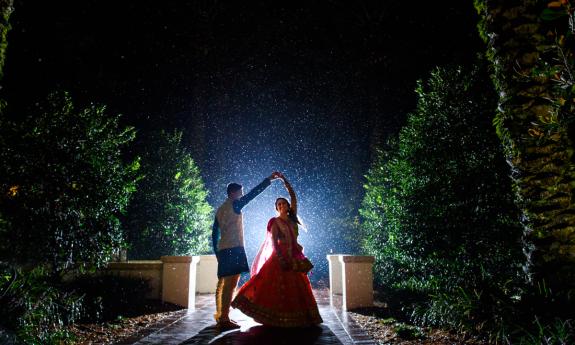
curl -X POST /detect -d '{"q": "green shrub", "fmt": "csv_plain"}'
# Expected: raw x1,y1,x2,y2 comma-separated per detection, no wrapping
65,274,151,322
0,264,156,344
515,318,574,345
360,63,524,334
0,265,83,344
393,323,425,340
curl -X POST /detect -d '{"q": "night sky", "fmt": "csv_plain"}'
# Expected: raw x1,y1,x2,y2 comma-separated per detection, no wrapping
3,0,484,284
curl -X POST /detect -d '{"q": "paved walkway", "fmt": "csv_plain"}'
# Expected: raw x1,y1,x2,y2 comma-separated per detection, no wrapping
115,290,376,345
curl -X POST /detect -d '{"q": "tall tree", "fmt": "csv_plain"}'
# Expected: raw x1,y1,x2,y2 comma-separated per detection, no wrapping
0,0,13,81
124,129,213,259
475,0,575,294
0,92,139,277
360,64,523,303
0,0,10,251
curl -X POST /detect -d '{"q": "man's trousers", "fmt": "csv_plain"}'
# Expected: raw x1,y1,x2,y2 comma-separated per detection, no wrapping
214,274,240,322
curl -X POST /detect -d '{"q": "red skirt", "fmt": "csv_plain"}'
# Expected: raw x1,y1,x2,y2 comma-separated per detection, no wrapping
231,245,323,327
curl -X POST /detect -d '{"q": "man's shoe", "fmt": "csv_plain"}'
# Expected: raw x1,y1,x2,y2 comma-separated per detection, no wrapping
216,319,241,330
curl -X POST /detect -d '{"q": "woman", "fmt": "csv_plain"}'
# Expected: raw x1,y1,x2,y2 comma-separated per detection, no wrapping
231,173,323,327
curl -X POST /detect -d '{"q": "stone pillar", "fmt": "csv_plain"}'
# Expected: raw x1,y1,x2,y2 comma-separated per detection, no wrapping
327,255,343,307
160,255,219,309
194,255,218,293
161,256,199,309
327,254,375,310
340,255,374,310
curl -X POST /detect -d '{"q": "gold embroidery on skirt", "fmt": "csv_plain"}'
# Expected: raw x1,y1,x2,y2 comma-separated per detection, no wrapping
232,295,323,327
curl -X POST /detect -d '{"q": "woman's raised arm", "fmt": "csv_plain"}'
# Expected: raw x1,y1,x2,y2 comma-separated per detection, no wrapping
281,174,297,216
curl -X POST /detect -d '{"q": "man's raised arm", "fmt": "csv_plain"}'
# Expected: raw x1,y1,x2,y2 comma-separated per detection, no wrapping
233,173,279,213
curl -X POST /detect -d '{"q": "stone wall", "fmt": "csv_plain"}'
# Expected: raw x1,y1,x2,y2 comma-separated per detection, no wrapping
106,254,375,311
106,255,218,308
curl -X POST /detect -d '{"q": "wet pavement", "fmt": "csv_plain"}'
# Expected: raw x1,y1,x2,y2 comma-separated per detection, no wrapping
115,290,376,345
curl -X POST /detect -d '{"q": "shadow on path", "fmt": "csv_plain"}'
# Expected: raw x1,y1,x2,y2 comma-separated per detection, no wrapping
180,324,343,345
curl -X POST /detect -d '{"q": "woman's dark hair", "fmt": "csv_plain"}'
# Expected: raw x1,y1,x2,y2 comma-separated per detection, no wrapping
275,197,302,226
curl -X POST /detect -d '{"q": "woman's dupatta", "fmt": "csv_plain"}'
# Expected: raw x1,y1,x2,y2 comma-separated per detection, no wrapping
250,218,276,276
250,217,306,277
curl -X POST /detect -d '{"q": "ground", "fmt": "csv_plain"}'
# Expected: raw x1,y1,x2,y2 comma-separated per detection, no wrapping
67,300,184,344
348,306,487,344
67,298,487,344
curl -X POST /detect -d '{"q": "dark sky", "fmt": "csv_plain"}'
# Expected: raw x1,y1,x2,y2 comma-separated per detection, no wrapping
3,0,484,283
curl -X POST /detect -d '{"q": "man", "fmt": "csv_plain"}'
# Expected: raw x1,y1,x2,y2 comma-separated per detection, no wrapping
212,172,279,329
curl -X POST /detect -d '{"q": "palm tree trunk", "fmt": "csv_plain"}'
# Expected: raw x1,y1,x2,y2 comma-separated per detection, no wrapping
0,0,13,81
476,0,575,294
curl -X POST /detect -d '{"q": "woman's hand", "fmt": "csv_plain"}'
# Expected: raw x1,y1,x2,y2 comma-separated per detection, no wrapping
271,171,287,180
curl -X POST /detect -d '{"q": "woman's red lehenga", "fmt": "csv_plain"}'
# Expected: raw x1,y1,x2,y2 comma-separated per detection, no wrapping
231,218,323,327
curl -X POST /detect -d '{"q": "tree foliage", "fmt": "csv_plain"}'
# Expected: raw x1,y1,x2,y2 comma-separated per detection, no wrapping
360,64,524,329
124,129,213,259
0,92,139,276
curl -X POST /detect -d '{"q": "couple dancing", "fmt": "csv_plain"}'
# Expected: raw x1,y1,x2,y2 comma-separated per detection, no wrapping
211,172,322,329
